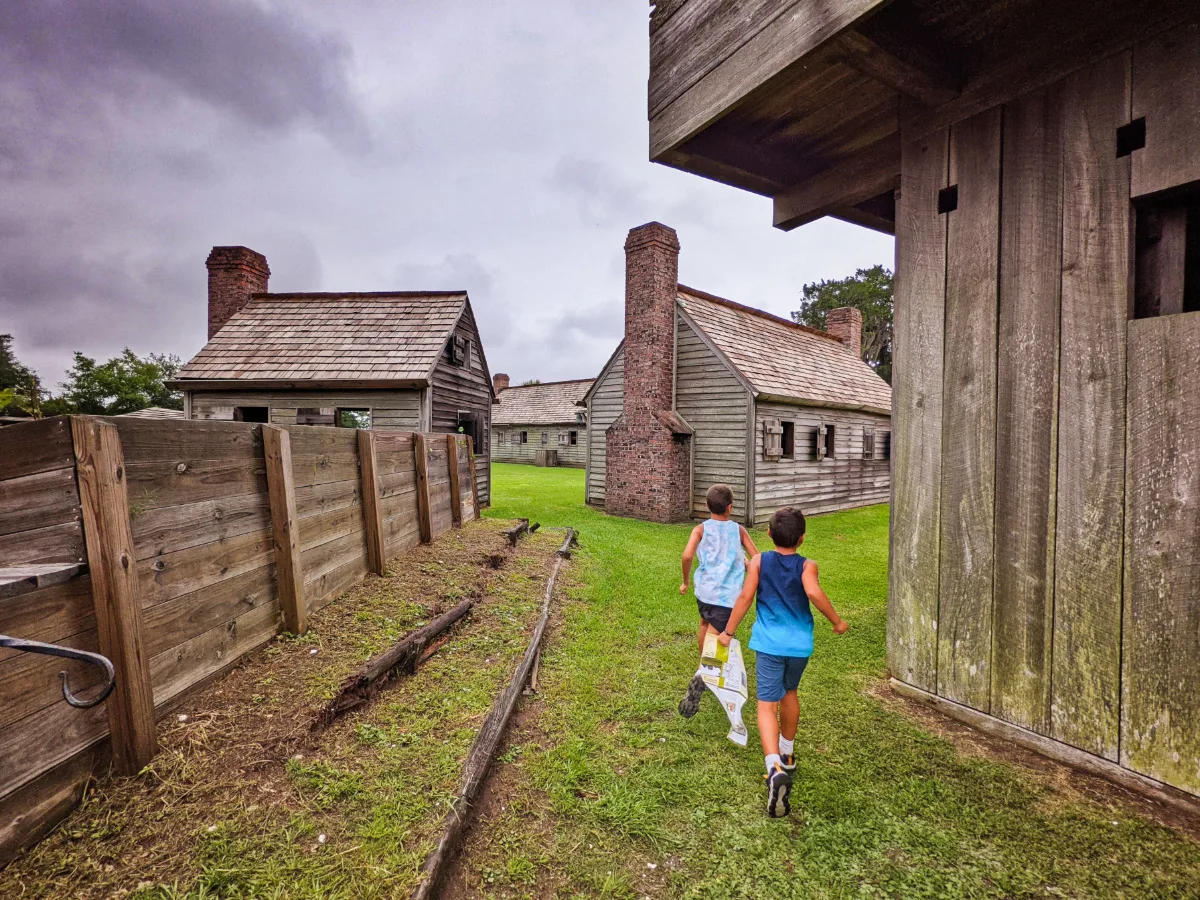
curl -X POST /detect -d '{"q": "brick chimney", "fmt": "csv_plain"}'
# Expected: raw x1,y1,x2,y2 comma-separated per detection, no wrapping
492,373,510,394
207,246,270,339
826,306,862,359
605,222,692,523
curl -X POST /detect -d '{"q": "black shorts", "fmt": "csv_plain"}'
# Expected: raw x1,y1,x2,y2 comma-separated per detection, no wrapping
697,601,733,633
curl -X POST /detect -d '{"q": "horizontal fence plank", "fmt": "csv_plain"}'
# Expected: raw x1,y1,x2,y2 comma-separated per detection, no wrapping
0,520,86,567
0,467,80,539
130,492,271,561
0,576,94,647
124,457,267,511
142,564,277,658
0,694,108,803
295,479,360,520
138,528,274,609
0,417,75,481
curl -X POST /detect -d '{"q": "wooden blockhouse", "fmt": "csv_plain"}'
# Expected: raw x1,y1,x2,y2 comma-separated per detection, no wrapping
173,246,494,505
490,375,593,468
646,1,1200,801
584,222,892,525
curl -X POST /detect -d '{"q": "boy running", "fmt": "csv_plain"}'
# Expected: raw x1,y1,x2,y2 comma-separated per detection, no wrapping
678,484,758,717
718,507,848,818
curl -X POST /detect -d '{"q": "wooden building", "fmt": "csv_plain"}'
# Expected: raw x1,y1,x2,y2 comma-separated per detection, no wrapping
646,2,1200,802
172,246,493,504
490,374,593,467
584,222,891,524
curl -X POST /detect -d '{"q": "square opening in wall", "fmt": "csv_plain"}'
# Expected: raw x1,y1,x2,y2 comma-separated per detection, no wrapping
781,421,795,459
1133,189,1200,319
234,406,269,423
337,408,371,429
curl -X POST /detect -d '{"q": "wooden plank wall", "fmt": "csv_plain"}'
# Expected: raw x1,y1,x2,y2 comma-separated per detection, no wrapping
585,347,624,506
429,307,493,507
0,417,467,862
189,389,423,430
1123,312,1200,795
752,402,890,523
674,316,750,521
493,427,588,468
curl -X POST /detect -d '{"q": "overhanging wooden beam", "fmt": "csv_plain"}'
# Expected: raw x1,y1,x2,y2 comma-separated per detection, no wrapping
834,29,959,107
773,135,900,231
650,0,892,160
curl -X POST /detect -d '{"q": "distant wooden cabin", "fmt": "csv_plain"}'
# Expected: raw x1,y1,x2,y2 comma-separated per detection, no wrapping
584,223,891,525
646,3,1200,802
172,246,494,504
490,374,593,467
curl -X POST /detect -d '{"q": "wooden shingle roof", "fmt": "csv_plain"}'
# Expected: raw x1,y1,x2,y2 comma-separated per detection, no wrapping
119,406,185,419
175,292,468,385
677,286,892,415
493,379,594,426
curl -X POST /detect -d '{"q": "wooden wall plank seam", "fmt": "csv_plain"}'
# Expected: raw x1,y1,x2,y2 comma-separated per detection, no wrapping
70,417,157,775
937,107,1002,712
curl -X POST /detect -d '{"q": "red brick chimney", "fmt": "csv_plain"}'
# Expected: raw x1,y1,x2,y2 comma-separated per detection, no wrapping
826,306,862,359
492,373,510,393
605,222,692,523
207,246,270,339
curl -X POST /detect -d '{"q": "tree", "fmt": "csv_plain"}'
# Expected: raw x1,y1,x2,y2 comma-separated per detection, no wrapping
792,265,893,383
519,379,541,386
0,334,41,417
58,349,184,415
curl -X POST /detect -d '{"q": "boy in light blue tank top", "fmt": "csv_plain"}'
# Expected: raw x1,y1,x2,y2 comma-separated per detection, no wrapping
719,507,849,818
677,484,758,718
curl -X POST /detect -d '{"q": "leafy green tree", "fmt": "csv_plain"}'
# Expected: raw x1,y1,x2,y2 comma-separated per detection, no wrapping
792,265,893,383
59,349,184,415
519,379,541,386
0,334,41,416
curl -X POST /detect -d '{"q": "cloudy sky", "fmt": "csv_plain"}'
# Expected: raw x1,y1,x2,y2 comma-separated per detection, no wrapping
2,0,893,389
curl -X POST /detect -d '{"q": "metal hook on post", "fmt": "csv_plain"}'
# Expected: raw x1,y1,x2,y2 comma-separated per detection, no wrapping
0,634,117,709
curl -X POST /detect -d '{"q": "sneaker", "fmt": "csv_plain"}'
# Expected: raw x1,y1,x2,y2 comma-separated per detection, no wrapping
779,753,797,774
678,674,705,718
764,763,793,818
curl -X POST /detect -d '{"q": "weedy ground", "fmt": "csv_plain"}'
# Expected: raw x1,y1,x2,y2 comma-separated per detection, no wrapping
442,464,1200,900
1,521,573,899
4,464,1200,899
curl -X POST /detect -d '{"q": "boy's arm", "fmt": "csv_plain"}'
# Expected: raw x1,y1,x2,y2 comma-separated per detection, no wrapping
802,560,849,634
679,525,704,594
718,555,761,644
738,524,759,559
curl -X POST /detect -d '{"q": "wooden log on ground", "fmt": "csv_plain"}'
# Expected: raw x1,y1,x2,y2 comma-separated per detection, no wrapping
315,598,475,727
411,540,570,900
556,528,577,558
501,518,529,547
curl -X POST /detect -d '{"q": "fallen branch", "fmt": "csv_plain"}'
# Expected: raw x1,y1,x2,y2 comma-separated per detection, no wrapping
556,528,578,558
411,532,573,900
501,518,529,546
315,598,474,729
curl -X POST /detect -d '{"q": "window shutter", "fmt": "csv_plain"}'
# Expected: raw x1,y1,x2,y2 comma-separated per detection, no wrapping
864,429,875,460
558,431,568,445
816,424,827,460
762,418,782,461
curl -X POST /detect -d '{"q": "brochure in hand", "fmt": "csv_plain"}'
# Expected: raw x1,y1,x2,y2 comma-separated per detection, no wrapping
698,632,749,747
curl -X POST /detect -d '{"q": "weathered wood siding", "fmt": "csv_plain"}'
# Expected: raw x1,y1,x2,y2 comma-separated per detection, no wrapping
674,314,749,521
493,425,587,467
189,389,422,429
888,37,1200,798
585,347,624,505
430,307,492,506
752,402,890,524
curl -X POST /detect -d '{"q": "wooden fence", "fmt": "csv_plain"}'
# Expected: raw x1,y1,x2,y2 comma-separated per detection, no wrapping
0,416,481,864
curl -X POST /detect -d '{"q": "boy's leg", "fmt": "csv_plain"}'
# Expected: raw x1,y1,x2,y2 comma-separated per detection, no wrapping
779,690,799,743
755,652,794,818
697,618,709,655
757,700,781,759
679,615,712,718
777,658,808,772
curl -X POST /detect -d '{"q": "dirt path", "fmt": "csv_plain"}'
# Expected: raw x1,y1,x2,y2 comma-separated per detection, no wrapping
1,521,570,900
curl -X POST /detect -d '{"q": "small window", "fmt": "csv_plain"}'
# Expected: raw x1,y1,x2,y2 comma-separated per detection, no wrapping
880,430,892,460
337,408,371,429
520,430,528,444
542,431,549,445
296,407,335,426
780,421,795,459
816,423,837,460
234,406,269,423
863,428,876,460
826,424,837,458
569,430,578,445
448,334,471,368
457,410,480,449
1133,199,1200,319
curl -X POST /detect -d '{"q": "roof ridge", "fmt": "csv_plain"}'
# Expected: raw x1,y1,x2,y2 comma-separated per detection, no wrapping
676,284,841,344
502,378,596,389
249,291,468,300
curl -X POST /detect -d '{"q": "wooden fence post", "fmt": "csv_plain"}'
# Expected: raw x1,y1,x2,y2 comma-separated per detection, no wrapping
466,436,481,519
446,433,463,527
358,430,386,575
70,416,157,775
262,426,307,635
414,433,433,543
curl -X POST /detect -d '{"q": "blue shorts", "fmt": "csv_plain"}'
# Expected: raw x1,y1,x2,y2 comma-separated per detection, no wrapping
755,652,809,702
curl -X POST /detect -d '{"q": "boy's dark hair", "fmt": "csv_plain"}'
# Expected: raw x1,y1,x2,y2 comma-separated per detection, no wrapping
706,483,734,514
769,507,806,548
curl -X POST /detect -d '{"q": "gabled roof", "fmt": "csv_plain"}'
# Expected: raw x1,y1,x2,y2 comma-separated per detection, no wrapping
493,379,594,426
175,292,469,386
677,286,891,415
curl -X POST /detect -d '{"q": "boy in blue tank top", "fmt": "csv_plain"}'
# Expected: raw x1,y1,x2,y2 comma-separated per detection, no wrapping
677,484,758,718
719,506,849,818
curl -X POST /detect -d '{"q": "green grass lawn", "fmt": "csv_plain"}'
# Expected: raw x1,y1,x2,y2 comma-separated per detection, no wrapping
469,463,1200,899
